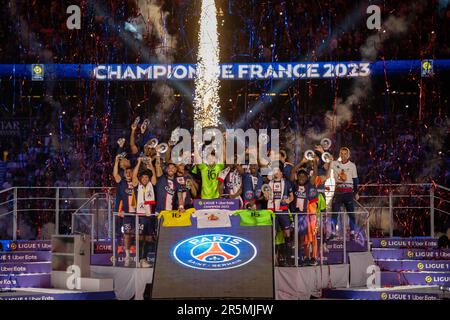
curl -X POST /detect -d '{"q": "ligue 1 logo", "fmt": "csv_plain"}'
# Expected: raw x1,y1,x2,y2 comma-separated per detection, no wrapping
380,240,387,247
417,262,424,270
380,292,388,300
32,64,44,81
425,276,432,283
9,241,17,251
172,234,257,270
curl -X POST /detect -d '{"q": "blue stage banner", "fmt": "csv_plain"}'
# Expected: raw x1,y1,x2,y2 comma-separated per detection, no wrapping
0,60,449,80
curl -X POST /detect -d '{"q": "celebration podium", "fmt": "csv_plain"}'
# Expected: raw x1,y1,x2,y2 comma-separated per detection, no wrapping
151,200,275,299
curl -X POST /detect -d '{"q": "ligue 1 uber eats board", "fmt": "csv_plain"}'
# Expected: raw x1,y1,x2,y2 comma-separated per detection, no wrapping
151,215,274,299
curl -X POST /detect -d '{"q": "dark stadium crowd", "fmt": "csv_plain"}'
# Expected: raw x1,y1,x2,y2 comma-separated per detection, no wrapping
0,1,449,64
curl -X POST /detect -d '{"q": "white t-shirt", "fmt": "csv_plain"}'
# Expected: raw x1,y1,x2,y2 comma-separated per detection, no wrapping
331,160,358,193
192,210,234,229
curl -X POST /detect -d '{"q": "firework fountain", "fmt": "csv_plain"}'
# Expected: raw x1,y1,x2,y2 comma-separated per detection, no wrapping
193,0,221,128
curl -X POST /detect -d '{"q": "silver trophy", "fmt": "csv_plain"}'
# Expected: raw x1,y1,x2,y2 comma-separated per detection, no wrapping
118,152,127,159
133,116,141,126
321,152,332,163
261,184,273,200
139,152,150,165
141,119,150,131
320,138,332,151
304,149,315,161
146,138,159,149
186,179,192,190
117,137,126,147
156,143,169,154
142,157,151,165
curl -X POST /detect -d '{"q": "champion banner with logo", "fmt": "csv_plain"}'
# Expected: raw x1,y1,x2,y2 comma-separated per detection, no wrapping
0,60,449,81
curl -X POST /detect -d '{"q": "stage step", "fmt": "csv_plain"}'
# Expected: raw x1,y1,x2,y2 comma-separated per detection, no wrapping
322,240,368,252
372,248,450,260
381,271,450,286
0,262,51,274
0,251,51,263
371,237,438,249
322,285,444,300
376,259,450,272
0,273,51,289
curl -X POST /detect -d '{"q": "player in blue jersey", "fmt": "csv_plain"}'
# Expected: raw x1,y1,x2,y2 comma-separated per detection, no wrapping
113,154,135,266
242,164,264,209
154,161,185,213
290,161,319,266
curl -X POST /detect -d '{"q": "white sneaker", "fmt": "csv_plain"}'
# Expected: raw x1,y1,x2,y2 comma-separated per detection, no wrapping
140,259,151,268
124,256,131,267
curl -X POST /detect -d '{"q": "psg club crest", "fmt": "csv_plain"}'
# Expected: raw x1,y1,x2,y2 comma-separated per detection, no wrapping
172,234,257,270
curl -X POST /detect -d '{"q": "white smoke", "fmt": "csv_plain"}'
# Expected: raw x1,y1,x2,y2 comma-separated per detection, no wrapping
306,15,409,144
136,0,177,129
417,118,450,180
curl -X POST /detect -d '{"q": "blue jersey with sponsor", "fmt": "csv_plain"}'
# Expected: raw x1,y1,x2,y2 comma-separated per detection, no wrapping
242,173,263,204
316,166,327,195
175,174,193,208
114,176,135,213
222,169,242,195
283,163,293,180
269,178,293,212
155,175,179,212
291,182,318,213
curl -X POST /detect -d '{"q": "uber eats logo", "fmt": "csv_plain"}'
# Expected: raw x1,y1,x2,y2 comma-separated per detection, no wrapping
172,234,257,270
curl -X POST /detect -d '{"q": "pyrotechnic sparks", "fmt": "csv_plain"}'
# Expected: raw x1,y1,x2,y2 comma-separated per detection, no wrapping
193,0,221,127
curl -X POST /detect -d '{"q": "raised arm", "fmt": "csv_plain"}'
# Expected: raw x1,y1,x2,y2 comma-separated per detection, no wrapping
146,159,157,186
310,157,318,185
290,158,308,182
164,145,172,163
113,155,122,183
188,177,198,198
132,158,142,187
154,156,163,178
130,123,139,155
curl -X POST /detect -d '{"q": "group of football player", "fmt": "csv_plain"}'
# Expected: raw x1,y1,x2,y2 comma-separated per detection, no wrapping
113,120,360,267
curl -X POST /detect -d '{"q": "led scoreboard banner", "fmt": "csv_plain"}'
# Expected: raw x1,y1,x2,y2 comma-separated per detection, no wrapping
151,215,274,299
0,60,448,81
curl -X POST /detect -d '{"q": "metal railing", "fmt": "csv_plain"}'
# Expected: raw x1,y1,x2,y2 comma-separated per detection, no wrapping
0,187,114,240
0,183,448,268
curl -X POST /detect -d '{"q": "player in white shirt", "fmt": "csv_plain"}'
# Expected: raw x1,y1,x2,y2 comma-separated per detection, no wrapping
329,147,359,240
192,209,234,228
